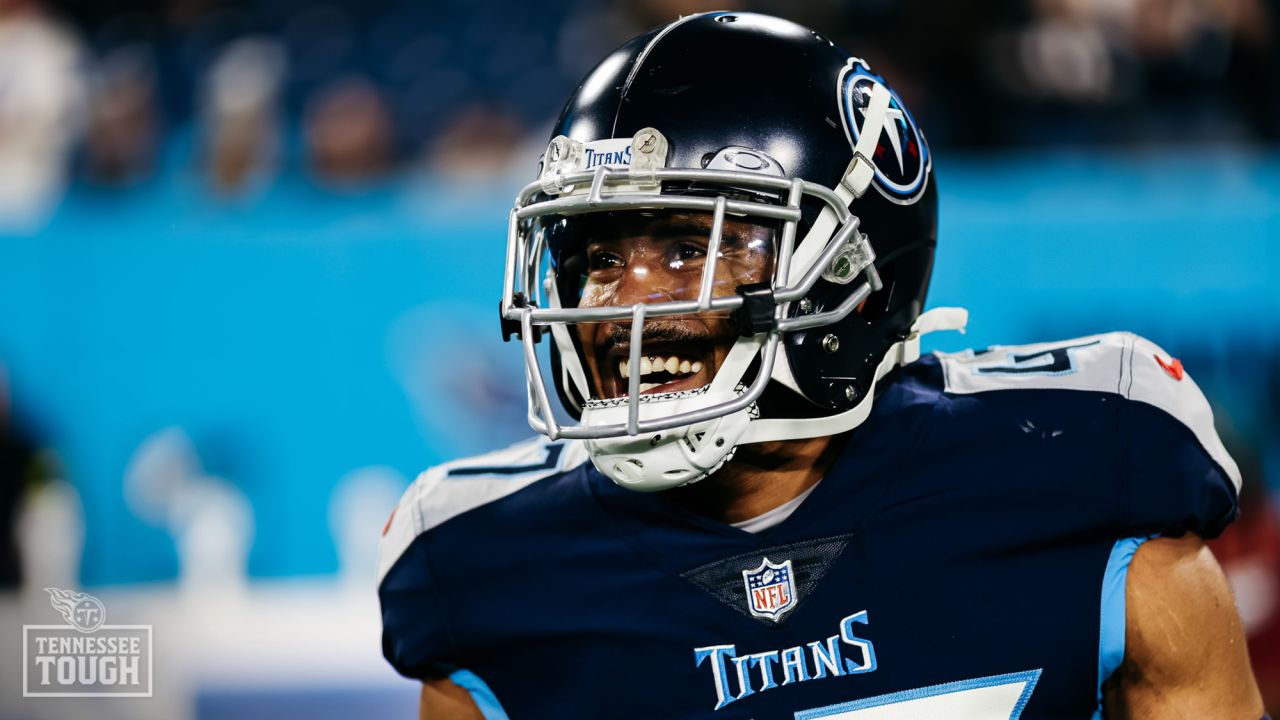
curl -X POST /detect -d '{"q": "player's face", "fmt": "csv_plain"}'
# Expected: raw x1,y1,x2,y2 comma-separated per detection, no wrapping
573,211,776,400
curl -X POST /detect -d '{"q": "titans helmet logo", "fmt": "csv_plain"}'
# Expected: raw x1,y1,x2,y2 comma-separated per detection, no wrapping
837,59,931,204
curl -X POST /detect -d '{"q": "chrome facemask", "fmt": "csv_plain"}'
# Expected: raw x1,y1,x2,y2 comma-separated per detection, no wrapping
500,127,896,490
503,127,881,433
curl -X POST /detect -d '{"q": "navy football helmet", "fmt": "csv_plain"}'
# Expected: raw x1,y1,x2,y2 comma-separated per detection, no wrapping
500,12,966,491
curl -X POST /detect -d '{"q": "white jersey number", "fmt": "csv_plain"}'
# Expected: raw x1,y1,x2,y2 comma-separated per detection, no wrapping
795,670,1041,720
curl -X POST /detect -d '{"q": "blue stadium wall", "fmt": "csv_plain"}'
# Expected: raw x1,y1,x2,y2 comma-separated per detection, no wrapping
1,150,1277,585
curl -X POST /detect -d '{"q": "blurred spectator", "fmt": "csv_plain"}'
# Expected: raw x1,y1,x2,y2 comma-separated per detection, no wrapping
1223,0,1280,140
423,103,524,180
971,0,1279,144
1020,0,1128,104
201,36,286,195
0,361,46,588
1135,0,1279,140
29,0,1276,189
84,44,159,187
0,0,86,229
125,427,253,595
304,75,395,185
625,0,734,29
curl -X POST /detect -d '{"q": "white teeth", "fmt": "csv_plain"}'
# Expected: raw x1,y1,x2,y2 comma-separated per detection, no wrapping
623,354,704,383
639,382,660,392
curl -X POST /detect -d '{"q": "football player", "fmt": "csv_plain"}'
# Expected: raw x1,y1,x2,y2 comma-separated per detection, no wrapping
379,12,1264,719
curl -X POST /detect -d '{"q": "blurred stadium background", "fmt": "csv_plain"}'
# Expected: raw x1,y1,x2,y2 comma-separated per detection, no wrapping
0,0,1276,717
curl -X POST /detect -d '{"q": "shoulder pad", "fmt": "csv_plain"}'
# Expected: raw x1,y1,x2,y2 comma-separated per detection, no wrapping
377,437,588,583
935,332,1240,492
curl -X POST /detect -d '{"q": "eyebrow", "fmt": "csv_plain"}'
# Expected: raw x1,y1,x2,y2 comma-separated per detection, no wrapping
582,217,706,246
596,216,763,242
643,217,715,237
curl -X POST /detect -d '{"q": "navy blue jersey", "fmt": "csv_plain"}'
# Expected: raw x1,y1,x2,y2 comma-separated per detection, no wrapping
378,333,1240,719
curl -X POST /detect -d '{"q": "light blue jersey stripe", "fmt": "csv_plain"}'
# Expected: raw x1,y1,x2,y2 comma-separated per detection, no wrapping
449,669,511,720
1092,536,1150,719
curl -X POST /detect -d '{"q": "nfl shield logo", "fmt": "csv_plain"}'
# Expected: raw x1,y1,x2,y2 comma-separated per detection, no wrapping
742,557,798,622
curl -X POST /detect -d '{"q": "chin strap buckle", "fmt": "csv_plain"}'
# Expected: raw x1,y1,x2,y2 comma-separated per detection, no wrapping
731,283,777,336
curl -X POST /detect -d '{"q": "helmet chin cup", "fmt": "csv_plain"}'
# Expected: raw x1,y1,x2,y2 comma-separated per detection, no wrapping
581,390,754,492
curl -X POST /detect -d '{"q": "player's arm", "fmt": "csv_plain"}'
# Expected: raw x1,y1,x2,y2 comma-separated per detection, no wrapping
420,678,485,720
1103,534,1264,719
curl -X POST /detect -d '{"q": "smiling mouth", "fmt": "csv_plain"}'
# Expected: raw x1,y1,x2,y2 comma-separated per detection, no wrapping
603,338,716,398
596,319,726,398
619,352,706,393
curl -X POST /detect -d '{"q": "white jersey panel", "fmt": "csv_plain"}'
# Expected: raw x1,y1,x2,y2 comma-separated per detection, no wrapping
936,332,1241,493
795,670,1040,720
377,437,589,583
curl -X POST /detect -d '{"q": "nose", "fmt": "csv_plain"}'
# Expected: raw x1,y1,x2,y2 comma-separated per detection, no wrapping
610,252,687,306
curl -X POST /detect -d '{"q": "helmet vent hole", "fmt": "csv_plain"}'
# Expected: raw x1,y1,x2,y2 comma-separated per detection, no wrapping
715,15,737,23
664,469,686,477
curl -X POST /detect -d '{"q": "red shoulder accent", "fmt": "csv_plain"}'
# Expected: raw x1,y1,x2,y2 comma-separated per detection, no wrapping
1154,354,1185,381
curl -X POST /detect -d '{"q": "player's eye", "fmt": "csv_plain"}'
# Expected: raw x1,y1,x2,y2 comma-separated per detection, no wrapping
674,241,707,262
587,249,625,272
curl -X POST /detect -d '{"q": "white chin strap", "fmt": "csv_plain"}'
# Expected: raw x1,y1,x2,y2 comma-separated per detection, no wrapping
585,306,968,492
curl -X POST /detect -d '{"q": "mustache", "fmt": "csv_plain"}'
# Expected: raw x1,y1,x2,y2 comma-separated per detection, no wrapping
602,319,723,349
